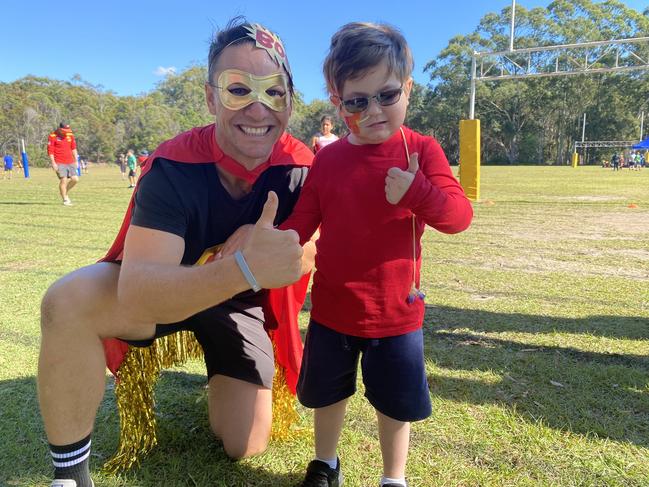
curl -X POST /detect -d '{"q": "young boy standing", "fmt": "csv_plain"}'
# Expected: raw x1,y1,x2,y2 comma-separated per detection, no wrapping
283,23,473,487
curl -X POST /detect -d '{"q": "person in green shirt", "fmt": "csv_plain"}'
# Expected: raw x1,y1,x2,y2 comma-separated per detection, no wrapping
126,149,137,188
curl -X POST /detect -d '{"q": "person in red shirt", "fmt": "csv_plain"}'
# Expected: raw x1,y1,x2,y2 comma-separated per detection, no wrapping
136,149,149,167
286,23,473,487
47,122,80,206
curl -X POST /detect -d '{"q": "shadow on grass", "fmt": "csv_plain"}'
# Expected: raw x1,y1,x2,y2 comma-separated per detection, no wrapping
0,372,301,486
427,304,648,340
0,201,51,205
424,305,649,447
301,295,648,446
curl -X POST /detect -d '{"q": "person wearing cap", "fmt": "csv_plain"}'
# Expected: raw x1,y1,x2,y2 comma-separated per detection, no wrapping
38,17,315,487
47,122,79,206
137,149,149,167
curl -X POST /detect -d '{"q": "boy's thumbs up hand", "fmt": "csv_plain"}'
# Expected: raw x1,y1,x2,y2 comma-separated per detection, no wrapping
407,152,419,174
385,153,419,205
240,191,303,289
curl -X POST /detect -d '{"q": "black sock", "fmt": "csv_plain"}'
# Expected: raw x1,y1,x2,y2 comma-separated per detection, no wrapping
49,434,93,487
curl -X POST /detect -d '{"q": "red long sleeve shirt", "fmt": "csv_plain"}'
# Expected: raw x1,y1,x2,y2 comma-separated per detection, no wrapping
281,126,473,338
47,130,77,163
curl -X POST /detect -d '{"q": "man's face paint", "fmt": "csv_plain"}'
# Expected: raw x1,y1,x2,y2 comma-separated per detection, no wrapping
214,69,290,112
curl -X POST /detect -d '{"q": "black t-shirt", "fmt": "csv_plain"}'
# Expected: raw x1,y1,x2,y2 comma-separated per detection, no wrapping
131,158,308,265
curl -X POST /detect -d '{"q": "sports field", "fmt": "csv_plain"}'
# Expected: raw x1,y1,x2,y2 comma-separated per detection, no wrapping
1,165,648,486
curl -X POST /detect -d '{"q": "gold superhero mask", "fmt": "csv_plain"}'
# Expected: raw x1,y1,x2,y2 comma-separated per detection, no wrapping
212,69,290,112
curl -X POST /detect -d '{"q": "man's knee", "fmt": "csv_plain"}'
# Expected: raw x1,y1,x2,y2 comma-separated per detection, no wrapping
207,373,273,459
41,278,74,332
217,428,269,460
40,265,112,334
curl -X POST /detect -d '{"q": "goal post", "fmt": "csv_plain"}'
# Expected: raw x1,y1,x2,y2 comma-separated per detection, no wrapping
459,119,480,201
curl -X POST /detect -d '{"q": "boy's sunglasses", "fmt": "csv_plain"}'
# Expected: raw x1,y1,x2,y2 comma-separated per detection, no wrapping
335,87,403,114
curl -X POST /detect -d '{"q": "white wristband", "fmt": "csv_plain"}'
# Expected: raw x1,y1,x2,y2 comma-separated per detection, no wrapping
234,251,261,292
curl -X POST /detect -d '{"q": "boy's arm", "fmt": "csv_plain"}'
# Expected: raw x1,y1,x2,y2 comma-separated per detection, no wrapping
300,235,318,275
278,166,322,245
396,138,473,234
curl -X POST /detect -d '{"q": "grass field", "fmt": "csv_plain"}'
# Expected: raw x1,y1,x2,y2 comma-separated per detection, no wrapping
1,165,648,487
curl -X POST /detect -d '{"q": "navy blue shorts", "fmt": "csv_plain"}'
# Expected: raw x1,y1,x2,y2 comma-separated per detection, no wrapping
297,320,432,422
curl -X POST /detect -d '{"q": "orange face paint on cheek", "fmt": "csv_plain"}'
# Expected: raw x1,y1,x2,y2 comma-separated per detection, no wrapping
343,113,370,135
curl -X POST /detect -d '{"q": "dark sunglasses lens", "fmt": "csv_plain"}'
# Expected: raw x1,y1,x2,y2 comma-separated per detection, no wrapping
343,97,369,113
378,89,402,106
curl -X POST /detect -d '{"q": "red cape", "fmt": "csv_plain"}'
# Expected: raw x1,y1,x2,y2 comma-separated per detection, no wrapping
101,124,313,393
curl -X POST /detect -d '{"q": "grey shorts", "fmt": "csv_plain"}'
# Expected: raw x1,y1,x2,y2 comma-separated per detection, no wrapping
57,163,78,179
123,293,275,388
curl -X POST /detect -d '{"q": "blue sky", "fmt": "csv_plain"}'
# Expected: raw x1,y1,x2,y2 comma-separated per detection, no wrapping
2,0,647,103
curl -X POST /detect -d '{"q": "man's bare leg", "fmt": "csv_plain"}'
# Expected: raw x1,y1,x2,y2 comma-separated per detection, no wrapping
208,375,272,459
38,262,154,444
67,175,78,195
58,177,69,201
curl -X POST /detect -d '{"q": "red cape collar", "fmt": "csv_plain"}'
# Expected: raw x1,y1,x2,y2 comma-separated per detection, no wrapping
102,124,312,264
140,124,311,184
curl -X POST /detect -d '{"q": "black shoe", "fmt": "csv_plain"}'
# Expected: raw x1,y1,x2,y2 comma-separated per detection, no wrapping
299,459,343,487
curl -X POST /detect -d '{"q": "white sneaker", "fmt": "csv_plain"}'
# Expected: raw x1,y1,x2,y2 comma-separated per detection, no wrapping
50,480,94,487
63,198,73,206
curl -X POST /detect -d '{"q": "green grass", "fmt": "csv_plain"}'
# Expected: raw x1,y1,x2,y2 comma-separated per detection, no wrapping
1,165,648,486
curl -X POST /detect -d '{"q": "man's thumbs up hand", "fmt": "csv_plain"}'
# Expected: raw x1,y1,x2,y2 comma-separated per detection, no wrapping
255,190,279,229
240,191,303,290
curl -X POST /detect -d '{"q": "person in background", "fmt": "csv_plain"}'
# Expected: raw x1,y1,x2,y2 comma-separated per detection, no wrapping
126,149,138,188
118,153,127,179
137,149,149,168
3,153,13,179
284,22,473,487
311,115,339,153
79,156,88,174
47,122,79,205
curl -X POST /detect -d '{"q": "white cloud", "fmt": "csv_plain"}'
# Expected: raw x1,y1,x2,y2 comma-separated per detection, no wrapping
153,66,177,77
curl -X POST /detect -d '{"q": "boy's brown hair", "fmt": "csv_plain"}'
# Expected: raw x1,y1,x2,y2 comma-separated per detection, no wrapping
323,22,413,97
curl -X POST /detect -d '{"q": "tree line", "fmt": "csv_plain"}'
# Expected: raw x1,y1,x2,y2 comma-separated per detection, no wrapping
1,0,647,167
